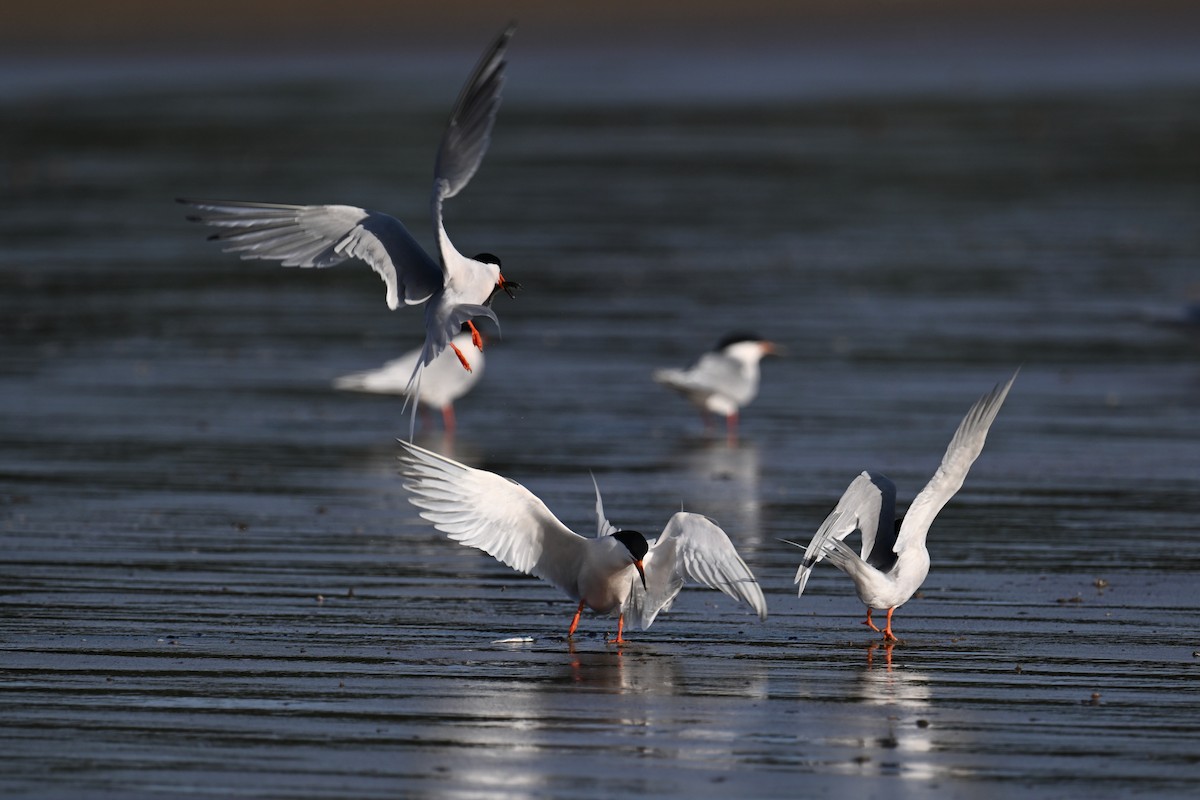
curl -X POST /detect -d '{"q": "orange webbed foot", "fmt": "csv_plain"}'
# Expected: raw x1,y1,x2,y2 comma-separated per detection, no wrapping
467,321,483,351
881,607,899,642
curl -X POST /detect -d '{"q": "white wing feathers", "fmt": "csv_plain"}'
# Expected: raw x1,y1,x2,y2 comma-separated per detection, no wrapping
791,471,893,597
397,440,590,598
178,200,443,310
895,370,1018,554
630,512,767,629
591,474,619,538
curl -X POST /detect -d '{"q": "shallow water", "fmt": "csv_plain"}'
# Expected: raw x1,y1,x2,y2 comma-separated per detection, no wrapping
2,29,1200,799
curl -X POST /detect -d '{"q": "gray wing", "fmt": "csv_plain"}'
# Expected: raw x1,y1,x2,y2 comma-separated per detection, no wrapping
895,370,1018,555
432,25,513,256
654,352,753,404
629,512,767,629
397,440,590,598
180,199,443,310
790,471,896,596
435,24,513,202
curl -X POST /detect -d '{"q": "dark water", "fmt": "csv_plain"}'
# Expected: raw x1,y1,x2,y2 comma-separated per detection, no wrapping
2,31,1200,799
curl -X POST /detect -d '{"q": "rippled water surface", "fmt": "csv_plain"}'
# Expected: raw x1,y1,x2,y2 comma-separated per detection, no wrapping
2,31,1200,799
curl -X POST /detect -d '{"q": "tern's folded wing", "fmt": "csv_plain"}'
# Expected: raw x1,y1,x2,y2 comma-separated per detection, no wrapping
653,353,748,402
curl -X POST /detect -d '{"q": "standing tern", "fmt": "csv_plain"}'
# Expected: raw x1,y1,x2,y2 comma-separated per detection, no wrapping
654,332,781,438
787,371,1017,642
397,440,768,642
179,25,520,438
334,328,484,433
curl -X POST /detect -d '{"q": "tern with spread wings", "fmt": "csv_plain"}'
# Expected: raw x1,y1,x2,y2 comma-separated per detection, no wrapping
787,371,1017,641
180,25,519,438
397,441,768,642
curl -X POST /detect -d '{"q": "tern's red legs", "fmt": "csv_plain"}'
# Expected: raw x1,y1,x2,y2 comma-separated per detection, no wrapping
863,607,882,633
881,608,898,642
450,321,486,371
608,614,627,644
863,607,899,642
568,601,628,644
568,600,585,636
450,342,473,372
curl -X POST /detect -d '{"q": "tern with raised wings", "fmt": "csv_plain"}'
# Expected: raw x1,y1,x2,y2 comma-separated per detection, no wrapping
787,371,1017,641
180,25,519,437
397,441,768,642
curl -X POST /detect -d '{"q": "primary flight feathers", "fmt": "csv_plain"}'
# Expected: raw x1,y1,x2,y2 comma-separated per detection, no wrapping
397,440,766,639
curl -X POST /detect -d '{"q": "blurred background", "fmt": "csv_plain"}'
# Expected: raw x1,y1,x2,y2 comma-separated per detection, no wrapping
2,1,1199,797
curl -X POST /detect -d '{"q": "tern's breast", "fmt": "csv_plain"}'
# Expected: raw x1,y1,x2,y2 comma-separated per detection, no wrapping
576,540,637,614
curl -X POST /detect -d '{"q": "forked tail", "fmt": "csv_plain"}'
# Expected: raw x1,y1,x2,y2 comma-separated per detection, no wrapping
401,358,426,442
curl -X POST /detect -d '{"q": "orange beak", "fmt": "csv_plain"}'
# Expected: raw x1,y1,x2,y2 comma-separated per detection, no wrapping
634,559,647,590
761,340,786,357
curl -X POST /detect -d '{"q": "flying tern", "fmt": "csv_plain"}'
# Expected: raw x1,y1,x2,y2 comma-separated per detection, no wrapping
787,371,1017,642
397,440,768,642
179,25,519,438
334,328,484,433
654,332,780,437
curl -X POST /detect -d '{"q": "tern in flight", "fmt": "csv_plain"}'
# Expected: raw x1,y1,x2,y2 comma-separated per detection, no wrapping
180,25,519,438
654,332,781,438
787,371,1017,642
397,440,768,642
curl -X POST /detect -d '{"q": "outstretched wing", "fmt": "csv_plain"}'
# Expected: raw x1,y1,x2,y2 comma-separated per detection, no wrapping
629,512,767,629
790,471,896,597
895,370,1017,555
179,199,443,310
432,24,514,261
397,440,589,598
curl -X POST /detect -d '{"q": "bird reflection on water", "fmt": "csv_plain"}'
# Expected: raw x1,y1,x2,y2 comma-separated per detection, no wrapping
562,639,682,694
671,437,762,546
849,643,949,782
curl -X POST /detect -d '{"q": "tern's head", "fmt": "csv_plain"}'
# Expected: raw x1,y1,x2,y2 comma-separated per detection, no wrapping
474,252,521,302
612,530,649,589
716,332,782,363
